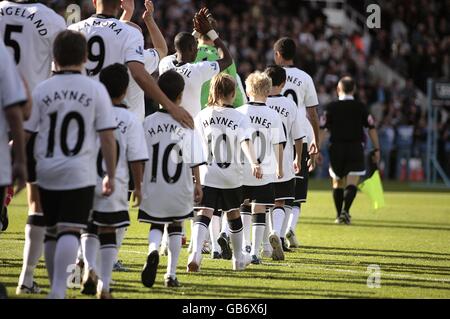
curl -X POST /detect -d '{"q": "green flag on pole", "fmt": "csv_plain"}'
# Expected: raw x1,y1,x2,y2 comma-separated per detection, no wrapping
358,170,385,210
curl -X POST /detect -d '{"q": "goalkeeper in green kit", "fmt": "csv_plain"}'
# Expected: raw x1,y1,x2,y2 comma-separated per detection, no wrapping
195,16,247,108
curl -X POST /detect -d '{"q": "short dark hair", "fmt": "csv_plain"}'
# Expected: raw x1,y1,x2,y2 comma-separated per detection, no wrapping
53,30,87,67
99,0,121,9
339,76,355,94
158,70,185,102
99,64,129,99
264,65,286,87
174,32,197,53
274,37,296,60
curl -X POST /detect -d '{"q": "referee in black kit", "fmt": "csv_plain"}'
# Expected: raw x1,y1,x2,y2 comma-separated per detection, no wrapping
320,77,380,224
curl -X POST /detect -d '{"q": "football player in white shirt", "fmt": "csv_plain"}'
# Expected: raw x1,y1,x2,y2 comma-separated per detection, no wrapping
138,70,205,288
0,40,28,229
237,72,286,263
120,0,167,122
0,0,66,295
24,31,117,299
264,66,306,257
158,9,232,118
193,73,262,271
77,64,148,299
273,37,320,248
68,0,193,128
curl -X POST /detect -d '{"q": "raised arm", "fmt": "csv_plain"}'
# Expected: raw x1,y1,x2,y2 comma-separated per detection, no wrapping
193,8,232,72
120,0,134,21
142,0,168,58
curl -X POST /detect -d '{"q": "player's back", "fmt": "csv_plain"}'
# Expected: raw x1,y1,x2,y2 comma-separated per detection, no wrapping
27,71,115,190
195,106,250,189
142,110,204,216
68,15,144,79
237,103,285,185
0,1,66,90
159,55,219,117
282,66,318,109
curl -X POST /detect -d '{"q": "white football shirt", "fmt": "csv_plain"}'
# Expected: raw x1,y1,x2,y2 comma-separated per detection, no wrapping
24,71,117,190
0,41,27,187
123,48,160,122
282,66,319,144
0,1,66,90
140,110,205,220
94,106,148,213
266,95,305,182
68,15,145,79
159,55,219,117
237,102,286,186
195,105,251,189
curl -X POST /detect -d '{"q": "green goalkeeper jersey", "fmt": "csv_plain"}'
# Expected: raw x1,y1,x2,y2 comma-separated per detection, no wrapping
195,44,244,108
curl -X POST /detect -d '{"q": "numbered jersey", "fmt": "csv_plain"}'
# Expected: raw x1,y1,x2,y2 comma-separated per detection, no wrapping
266,95,305,182
123,49,160,122
195,106,251,189
141,110,205,219
94,106,148,213
0,41,27,187
24,71,116,190
0,1,66,90
68,15,144,79
159,55,219,117
281,66,318,144
237,102,286,186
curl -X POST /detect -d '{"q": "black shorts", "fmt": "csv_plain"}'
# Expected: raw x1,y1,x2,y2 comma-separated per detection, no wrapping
274,179,295,201
329,142,365,180
138,209,193,224
294,143,310,203
39,186,95,228
26,133,37,183
242,184,275,206
0,186,5,207
196,186,243,213
92,210,130,228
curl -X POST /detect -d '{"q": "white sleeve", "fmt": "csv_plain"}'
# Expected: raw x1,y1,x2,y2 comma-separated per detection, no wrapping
124,29,145,64
126,113,149,162
197,61,220,84
144,49,160,75
271,114,286,145
185,129,207,168
95,83,117,131
304,75,319,107
0,44,27,109
291,108,306,141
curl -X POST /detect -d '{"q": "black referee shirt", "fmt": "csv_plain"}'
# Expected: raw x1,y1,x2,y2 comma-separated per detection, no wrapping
322,97,375,143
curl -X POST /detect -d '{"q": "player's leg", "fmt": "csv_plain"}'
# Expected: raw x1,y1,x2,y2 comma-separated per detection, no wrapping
341,175,360,224
332,177,346,224
226,208,251,271
113,227,128,271
159,224,169,256
97,226,116,299
270,200,285,261
274,179,296,251
250,203,266,264
47,187,94,299
165,222,183,287
218,209,232,260
80,222,99,295
279,202,292,252
209,209,222,259
187,208,212,272
142,222,164,287
240,204,252,254
17,184,45,295
261,208,272,257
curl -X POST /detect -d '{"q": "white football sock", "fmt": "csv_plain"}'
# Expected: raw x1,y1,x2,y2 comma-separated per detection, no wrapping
289,206,301,232
263,211,271,247
18,223,45,288
228,217,244,260
44,238,56,284
114,227,126,263
100,247,116,292
251,214,266,256
167,233,182,277
280,206,292,238
81,233,99,272
241,212,252,248
191,220,209,255
271,207,285,236
148,228,163,253
209,215,221,253
50,234,79,299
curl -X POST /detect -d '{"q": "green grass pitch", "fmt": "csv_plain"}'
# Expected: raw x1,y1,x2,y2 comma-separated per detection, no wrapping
1,181,449,299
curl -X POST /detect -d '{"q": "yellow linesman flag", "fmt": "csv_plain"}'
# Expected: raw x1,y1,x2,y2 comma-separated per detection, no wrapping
358,170,385,210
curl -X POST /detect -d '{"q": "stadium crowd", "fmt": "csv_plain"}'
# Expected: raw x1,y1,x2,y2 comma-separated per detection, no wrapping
53,0,450,180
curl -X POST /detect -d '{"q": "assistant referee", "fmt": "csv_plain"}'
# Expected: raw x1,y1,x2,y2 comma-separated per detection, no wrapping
321,77,380,224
